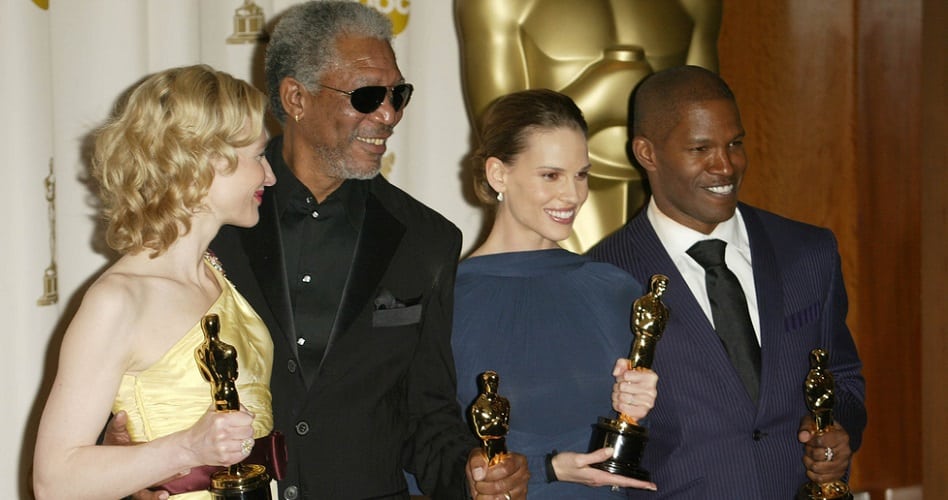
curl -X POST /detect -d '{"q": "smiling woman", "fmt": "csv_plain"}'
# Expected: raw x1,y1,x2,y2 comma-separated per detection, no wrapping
32,64,281,500
469,89,591,255
481,126,590,251
451,89,660,497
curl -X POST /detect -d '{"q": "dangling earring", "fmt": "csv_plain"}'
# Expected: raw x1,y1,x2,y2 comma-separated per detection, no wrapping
496,192,504,202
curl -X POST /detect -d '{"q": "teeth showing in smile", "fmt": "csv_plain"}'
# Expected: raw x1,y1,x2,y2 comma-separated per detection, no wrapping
706,184,734,194
546,209,575,220
357,137,385,146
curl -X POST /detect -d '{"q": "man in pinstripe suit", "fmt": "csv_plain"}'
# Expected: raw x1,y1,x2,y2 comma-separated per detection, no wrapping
589,65,866,499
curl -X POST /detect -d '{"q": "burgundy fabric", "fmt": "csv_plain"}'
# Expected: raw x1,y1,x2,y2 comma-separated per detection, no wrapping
152,431,286,494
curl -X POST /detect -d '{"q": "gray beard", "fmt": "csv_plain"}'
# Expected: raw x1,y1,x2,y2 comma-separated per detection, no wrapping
317,144,381,180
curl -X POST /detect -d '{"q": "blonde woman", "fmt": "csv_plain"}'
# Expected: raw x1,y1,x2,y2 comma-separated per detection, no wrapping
33,64,277,499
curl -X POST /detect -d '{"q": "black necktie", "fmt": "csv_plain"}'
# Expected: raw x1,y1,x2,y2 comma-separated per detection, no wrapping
687,239,761,402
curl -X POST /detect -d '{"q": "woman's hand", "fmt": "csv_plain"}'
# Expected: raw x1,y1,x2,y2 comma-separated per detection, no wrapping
550,448,657,491
182,404,255,467
611,358,658,420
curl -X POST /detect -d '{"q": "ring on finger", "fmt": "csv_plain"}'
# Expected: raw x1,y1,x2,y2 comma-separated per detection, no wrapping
823,446,834,462
504,492,511,500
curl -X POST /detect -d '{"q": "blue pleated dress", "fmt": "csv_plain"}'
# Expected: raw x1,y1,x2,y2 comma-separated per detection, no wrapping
453,248,644,498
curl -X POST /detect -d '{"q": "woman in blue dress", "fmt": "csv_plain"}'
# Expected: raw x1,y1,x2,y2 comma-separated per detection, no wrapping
453,89,660,497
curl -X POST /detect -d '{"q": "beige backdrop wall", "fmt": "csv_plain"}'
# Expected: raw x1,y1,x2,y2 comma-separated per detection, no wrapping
2,1,57,498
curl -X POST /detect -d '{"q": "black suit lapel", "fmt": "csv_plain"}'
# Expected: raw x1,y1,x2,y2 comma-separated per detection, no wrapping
325,190,405,353
242,190,298,356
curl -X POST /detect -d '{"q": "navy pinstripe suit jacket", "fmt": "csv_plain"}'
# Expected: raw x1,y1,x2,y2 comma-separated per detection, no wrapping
589,202,866,499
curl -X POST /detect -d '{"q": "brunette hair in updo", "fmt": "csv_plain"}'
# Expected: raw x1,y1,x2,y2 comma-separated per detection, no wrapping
93,64,266,256
471,88,588,205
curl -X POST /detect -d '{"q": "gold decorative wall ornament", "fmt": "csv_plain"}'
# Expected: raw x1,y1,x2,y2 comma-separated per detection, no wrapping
359,0,410,36
38,158,58,306
226,0,267,44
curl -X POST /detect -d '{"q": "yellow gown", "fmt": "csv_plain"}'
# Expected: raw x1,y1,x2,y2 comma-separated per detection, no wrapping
112,256,274,499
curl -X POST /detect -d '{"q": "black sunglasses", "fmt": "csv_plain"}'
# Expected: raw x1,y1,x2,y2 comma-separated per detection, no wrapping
317,83,414,114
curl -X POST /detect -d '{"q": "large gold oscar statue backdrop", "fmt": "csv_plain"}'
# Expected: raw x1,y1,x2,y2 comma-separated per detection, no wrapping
457,0,722,252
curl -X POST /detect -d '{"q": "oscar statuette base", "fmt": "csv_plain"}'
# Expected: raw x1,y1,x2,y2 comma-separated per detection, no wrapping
588,416,650,481
796,480,854,500
210,464,271,500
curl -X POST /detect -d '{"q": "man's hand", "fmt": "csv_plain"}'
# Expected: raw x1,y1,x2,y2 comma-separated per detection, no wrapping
798,415,853,484
465,448,529,499
102,411,170,500
103,410,134,446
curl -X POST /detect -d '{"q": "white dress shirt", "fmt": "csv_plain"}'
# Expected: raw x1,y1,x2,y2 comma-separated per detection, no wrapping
646,198,761,344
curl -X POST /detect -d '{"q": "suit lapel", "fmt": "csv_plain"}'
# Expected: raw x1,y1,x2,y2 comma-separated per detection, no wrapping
626,213,723,353
242,189,298,357
739,204,786,410
325,188,405,354
625,211,759,410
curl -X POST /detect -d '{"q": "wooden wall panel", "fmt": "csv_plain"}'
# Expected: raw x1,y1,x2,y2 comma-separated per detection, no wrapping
920,1,948,497
717,2,861,349
718,0,936,495
719,1,858,240
854,1,923,493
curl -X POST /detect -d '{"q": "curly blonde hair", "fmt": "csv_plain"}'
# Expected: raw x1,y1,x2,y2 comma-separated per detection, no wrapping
93,64,266,256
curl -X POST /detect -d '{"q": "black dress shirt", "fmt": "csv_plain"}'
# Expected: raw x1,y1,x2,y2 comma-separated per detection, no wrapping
269,138,367,386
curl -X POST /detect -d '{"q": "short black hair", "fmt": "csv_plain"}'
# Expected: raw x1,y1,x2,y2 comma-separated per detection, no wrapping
629,65,737,142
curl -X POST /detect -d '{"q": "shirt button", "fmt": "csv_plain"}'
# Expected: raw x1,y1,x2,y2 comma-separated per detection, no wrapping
286,359,297,373
283,485,299,499
305,196,313,204
301,274,312,283
295,421,310,435
311,210,319,219
753,429,764,441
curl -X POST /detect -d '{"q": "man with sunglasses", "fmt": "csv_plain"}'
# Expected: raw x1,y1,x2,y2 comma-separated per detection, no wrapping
209,2,528,499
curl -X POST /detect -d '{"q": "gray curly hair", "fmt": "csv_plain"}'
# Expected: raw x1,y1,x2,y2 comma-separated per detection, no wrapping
265,1,393,124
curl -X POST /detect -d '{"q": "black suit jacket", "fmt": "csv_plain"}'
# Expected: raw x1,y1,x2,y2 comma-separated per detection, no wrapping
211,144,474,499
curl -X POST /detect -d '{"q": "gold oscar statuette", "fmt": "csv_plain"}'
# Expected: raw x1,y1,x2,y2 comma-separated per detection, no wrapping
588,274,670,480
470,371,510,466
196,314,271,500
796,349,854,500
